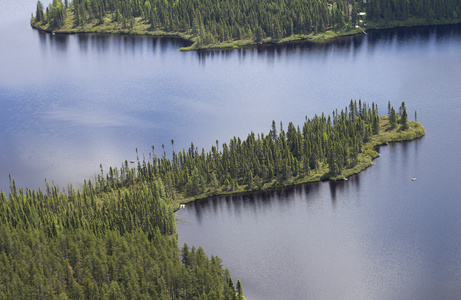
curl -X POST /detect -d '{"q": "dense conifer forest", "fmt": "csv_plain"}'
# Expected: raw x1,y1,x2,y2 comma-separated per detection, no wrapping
113,101,423,202
0,181,242,298
31,0,461,49
0,101,423,298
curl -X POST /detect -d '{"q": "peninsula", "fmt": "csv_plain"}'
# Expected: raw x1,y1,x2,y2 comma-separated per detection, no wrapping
87,101,424,209
0,100,422,299
31,0,461,50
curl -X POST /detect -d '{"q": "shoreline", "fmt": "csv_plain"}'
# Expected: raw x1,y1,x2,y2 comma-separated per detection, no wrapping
173,119,425,211
30,21,363,50
31,17,461,51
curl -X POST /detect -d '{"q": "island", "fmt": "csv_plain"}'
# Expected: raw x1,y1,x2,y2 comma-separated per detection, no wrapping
30,0,461,50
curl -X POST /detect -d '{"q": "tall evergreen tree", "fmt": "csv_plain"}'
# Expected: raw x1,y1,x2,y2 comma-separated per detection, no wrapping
399,101,408,130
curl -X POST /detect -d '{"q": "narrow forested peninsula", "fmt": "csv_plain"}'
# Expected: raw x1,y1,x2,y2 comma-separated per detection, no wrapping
76,101,421,206
0,101,422,299
129,101,423,206
30,0,461,50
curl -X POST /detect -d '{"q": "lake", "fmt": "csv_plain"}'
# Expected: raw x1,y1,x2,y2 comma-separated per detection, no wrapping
2,1,461,299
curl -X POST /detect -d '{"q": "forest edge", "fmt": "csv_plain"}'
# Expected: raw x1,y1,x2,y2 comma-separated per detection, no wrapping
30,2,461,51
172,115,425,211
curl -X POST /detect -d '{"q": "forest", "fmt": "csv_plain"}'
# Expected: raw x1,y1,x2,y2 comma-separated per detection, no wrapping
30,0,461,49
112,101,423,204
0,101,423,299
0,180,243,298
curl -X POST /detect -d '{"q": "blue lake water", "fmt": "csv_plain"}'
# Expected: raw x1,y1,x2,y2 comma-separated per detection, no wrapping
2,1,461,298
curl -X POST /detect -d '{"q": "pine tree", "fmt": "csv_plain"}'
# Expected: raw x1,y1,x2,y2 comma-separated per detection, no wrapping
399,102,408,130
236,279,243,300
35,1,45,23
389,107,397,129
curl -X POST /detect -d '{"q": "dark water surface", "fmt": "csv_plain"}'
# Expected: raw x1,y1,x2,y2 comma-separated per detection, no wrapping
175,26,461,300
2,1,461,299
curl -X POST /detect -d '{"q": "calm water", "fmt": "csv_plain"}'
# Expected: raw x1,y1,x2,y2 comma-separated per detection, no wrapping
2,1,461,298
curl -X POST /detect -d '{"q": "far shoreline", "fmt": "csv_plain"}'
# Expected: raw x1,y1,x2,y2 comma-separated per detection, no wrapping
31,16,461,52
30,21,364,51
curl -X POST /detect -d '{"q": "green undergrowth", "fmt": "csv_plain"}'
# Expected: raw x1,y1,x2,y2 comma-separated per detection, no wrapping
179,28,365,51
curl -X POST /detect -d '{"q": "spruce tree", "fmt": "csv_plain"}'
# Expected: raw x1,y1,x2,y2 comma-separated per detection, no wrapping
389,107,397,129
399,102,408,130
236,279,243,300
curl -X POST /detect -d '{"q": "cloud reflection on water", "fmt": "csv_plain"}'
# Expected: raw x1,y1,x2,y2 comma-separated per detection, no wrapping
43,108,156,128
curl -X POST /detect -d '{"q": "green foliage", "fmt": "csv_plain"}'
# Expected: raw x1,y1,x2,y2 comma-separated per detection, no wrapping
33,0,461,47
388,106,397,129
0,177,236,299
366,0,461,25
1,101,422,298
92,100,406,199
33,0,354,46
35,1,45,24
399,101,408,131
40,0,67,29
236,279,243,300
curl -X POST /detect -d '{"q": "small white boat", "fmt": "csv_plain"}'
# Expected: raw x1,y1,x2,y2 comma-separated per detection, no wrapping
411,178,417,181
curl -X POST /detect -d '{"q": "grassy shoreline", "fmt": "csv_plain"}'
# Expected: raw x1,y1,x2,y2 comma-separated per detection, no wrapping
30,17,364,51
172,117,425,210
178,28,365,51
31,9,460,51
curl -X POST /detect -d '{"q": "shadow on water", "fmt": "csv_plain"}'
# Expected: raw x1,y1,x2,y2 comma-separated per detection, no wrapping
328,174,361,207
196,49,235,65
38,30,48,47
55,35,69,51
400,140,410,170
366,24,461,51
192,27,451,64
192,31,382,64
93,35,111,52
193,37,363,64
188,181,324,223
329,180,343,205
37,33,70,52
122,35,138,52
77,34,117,53
434,23,461,42
38,31,191,55
77,34,90,52
36,24,461,64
